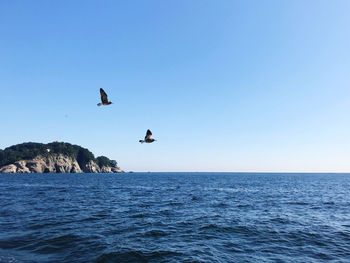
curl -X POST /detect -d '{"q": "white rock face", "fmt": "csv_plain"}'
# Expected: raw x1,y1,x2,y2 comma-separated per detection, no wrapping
0,164,17,173
100,166,112,173
0,154,123,174
97,166,123,173
111,166,124,173
14,161,31,173
83,160,101,173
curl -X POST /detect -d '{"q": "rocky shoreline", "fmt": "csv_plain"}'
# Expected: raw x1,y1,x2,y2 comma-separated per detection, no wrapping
0,154,124,174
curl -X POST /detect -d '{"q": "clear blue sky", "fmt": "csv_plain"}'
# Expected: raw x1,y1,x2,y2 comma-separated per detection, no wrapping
1,0,350,172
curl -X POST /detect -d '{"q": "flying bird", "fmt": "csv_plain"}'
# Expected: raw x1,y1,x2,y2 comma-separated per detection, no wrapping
139,129,157,143
97,88,113,106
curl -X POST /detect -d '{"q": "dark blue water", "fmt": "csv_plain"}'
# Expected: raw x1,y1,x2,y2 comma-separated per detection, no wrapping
1,173,350,262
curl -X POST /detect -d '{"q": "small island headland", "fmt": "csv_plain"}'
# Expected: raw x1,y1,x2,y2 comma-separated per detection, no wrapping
0,142,123,174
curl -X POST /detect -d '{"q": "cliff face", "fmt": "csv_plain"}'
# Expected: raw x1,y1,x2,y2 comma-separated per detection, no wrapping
0,154,124,174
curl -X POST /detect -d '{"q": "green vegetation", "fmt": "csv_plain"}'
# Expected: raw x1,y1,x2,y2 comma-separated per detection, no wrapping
0,142,116,168
96,156,117,167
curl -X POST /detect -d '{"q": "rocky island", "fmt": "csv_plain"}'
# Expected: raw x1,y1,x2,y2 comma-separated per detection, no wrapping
0,142,123,174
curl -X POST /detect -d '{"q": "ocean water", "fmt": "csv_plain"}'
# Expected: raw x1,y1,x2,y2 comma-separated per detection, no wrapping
0,173,350,263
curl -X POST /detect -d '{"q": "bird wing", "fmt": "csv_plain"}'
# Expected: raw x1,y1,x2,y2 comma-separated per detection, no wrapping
145,129,152,140
100,88,108,103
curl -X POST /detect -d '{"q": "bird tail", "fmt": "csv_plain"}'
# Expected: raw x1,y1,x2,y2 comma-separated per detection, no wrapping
139,140,144,143
97,103,102,106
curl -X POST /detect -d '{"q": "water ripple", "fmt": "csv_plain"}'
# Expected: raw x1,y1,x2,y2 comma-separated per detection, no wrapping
1,173,350,262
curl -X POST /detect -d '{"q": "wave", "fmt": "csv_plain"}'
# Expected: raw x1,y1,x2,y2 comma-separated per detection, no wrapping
93,250,183,263
2,173,350,262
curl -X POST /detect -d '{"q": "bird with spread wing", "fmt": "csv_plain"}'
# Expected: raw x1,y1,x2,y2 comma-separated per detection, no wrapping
139,129,157,143
97,88,113,106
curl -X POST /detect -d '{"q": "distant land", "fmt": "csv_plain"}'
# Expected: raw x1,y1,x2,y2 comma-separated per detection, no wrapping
0,142,123,174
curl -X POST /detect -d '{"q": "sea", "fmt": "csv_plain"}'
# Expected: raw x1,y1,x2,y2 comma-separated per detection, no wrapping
0,173,350,263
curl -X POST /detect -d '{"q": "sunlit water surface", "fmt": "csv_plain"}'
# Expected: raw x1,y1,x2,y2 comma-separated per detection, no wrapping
1,173,350,262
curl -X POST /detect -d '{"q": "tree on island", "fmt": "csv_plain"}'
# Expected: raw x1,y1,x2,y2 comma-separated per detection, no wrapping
96,156,118,168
